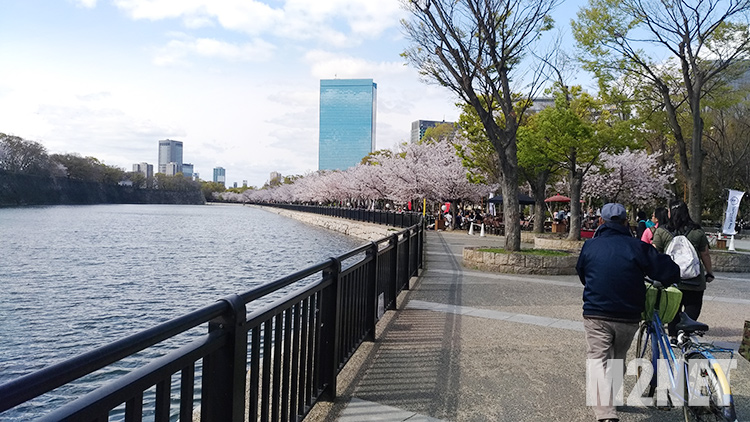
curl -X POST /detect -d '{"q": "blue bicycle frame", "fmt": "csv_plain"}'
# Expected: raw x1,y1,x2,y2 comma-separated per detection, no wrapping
640,309,688,406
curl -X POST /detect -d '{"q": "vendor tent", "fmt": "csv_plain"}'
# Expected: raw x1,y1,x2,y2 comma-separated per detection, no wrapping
544,194,571,203
488,193,536,205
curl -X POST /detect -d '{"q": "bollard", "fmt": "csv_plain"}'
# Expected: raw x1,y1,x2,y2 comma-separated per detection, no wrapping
740,320,750,362
468,223,474,235
480,223,485,237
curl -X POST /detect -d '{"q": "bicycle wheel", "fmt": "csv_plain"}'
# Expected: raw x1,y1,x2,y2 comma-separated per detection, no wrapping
635,321,656,397
682,354,737,422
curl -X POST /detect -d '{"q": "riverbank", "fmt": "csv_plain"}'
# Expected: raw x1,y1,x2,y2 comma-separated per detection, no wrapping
0,172,205,206
252,205,398,241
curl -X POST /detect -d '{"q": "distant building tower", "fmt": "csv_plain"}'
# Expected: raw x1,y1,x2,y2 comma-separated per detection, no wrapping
242,180,248,188
528,97,555,114
158,139,183,174
132,162,153,179
182,163,194,179
319,79,377,171
165,162,179,176
410,120,454,143
213,167,226,186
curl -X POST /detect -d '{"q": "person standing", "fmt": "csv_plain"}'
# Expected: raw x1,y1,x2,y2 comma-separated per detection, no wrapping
635,210,649,239
576,203,680,422
640,207,667,245
652,200,714,339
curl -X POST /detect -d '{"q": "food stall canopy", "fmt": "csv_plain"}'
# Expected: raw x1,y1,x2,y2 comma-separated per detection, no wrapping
544,194,571,203
488,193,536,205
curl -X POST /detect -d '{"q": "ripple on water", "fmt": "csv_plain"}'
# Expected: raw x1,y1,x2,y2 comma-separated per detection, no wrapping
0,204,363,420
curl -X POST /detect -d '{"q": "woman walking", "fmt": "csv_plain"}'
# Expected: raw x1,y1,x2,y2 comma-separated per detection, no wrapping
652,200,714,340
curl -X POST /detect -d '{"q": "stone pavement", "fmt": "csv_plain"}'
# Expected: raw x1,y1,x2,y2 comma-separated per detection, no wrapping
306,230,750,422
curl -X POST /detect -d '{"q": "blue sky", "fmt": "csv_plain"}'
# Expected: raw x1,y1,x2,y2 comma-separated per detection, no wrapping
0,0,589,187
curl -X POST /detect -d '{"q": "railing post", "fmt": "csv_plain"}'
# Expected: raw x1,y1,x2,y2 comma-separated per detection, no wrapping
319,258,341,401
402,229,411,287
201,294,247,422
366,242,378,341
419,220,425,269
388,234,399,310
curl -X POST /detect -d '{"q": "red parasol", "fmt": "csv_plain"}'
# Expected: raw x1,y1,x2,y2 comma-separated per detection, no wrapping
544,194,571,203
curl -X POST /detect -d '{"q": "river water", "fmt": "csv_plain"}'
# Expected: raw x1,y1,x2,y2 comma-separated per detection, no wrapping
0,204,364,420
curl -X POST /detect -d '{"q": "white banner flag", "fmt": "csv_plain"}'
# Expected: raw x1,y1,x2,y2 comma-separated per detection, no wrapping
722,189,745,235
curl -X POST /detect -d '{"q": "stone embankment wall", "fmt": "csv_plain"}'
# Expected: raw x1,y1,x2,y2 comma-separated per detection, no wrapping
465,235,750,275
0,172,205,206
533,236,585,252
256,206,398,242
463,247,579,275
712,251,750,272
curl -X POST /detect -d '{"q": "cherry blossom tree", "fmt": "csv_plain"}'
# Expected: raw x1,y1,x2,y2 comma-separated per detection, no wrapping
582,148,674,208
234,136,493,212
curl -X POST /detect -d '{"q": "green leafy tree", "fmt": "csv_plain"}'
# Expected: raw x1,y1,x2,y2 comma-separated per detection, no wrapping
421,122,457,144
573,0,750,219
0,133,55,175
125,171,147,189
401,0,559,251
523,84,635,240
200,180,226,201
50,153,124,184
361,149,398,166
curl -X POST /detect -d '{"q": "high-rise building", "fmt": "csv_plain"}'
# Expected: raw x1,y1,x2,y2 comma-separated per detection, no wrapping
410,120,455,143
158,139,183,174
165,162,179,176
182,163,194,179
132,162,153,179
319,79,377,171
213,167,226,186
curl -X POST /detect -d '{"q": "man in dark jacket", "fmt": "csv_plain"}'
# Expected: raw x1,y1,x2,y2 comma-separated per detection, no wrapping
576,203,680,422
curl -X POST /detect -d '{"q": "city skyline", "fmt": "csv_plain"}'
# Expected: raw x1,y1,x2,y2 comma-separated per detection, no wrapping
0,1,589,187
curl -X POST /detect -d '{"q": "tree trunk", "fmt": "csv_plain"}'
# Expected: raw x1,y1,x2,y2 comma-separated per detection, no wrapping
567,169,583,241
500,140,521,251
688,89,705,221
528,171,550,233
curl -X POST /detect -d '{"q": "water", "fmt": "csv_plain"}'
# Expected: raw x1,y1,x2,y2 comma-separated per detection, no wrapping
0,204,364,420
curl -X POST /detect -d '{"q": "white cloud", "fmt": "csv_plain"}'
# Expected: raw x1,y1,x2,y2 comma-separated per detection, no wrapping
113,0,403,47
304,50,409,80
74,0,98,8
152,36,276,66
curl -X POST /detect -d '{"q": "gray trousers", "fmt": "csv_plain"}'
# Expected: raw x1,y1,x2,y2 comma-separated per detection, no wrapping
584,318,639,421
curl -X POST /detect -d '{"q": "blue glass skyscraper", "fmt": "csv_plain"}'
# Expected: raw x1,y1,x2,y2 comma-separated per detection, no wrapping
319,79,377,171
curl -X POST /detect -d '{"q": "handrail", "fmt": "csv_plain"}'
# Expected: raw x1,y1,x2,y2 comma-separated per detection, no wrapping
0,205,425,421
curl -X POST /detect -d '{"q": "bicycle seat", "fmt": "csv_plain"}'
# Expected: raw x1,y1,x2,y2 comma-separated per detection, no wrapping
675,312,709,333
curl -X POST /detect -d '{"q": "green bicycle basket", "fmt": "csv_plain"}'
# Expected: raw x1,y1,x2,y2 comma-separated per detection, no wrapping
642,283,683,323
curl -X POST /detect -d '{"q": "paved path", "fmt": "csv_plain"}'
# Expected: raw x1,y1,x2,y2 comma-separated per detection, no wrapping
306,231,750,422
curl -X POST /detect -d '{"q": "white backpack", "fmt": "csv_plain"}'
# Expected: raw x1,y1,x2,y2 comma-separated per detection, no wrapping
665,231,701,279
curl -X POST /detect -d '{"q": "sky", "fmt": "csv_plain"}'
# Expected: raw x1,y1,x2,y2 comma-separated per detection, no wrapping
0,0,588,188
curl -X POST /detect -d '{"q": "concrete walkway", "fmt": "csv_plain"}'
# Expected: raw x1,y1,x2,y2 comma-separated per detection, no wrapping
306,230,750,422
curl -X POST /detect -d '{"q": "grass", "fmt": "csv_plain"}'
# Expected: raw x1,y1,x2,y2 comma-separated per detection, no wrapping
477,248,570,256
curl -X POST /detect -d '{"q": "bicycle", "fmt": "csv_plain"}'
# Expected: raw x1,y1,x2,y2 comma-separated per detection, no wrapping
635,280,738,421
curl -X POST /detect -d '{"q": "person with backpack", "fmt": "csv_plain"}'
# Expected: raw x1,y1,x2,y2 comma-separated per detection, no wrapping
640,207,667,245
652,200,715,340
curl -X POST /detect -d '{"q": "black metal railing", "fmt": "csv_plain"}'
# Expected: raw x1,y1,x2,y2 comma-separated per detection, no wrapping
0,211,424,422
